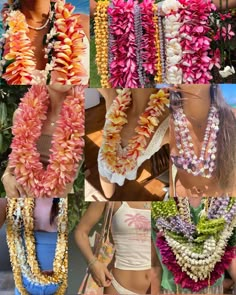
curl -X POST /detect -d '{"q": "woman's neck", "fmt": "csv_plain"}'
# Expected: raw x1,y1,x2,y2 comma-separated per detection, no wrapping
179,86,211,121
20,0,50,22
130,88,156,115
47,87,68,117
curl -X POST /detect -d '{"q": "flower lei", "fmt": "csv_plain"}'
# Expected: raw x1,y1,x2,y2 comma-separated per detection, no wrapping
100,88,169,175
94,0,110,88
162,0,235,83
152,197,236,292
9,85,84,197
6,198,68,295
0,0,87,85
95,0,163,88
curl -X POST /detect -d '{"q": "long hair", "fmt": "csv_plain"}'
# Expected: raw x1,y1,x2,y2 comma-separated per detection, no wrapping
170,85,236,193
50,198,59,225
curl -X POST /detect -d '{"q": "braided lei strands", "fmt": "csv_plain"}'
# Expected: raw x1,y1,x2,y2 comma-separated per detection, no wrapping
6,198,68,295
152,197,236,292
95,0,163,88
100,88,169,175
0,0,87,85
9,86,85,198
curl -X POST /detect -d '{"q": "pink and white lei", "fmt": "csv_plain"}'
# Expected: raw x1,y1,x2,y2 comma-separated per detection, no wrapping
9,85,85,197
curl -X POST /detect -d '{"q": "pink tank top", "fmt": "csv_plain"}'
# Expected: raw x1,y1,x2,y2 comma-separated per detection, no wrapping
111,202,151,270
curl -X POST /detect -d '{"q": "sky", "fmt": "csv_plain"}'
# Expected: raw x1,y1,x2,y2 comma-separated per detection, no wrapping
220,84,236,106
0,0,89,15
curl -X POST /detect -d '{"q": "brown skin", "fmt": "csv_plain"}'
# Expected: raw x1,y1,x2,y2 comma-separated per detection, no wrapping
97,89,169,199
19,0,89,70
170,85,236,197
2,86,75,198
75,202,151,294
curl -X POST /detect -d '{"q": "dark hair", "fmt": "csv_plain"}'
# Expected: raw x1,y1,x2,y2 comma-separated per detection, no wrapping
50,198,59,225
170,85,236,192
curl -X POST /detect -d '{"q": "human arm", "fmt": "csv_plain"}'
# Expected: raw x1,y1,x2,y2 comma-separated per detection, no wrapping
97,89,117,110
0,198,7,228
75,202,113,287
1,110,27,198
228,258,236,283
90,0,97,18
213,0,236,9
151,240,162,295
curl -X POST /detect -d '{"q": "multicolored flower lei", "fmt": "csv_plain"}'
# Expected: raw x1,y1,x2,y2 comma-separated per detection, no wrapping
152,197,236,292
0,0,87,85
163,0,235,83
6,198,68,295
95,0,163,88
100,88,169,175
9,85,85,197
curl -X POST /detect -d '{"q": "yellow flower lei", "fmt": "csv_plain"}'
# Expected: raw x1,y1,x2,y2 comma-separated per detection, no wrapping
101,88,169,175
94,0,110,88
6,198,68,295
153,4,162,83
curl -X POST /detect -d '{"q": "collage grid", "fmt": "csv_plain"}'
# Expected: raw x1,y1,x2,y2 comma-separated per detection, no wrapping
0,0,236,295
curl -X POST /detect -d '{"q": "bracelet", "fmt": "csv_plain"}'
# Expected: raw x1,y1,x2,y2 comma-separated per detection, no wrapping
1,172,13,183
88,257,98,268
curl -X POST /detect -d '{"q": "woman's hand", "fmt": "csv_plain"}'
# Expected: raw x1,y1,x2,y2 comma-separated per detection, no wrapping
90,260,113,288
2,172,27,198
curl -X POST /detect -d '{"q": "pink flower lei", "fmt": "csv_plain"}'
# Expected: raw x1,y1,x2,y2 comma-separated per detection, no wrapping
178,0,216,83
9,85,85,197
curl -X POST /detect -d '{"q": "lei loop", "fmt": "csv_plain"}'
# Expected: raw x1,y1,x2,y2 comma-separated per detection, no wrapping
9,85,85,197
0,0,87,85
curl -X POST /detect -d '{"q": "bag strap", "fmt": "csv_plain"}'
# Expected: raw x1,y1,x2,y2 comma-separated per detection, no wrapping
94,202,114,256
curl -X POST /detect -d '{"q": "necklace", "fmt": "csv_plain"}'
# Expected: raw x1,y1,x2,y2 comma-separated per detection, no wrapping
100,88,169,175
6,198,67,295
9,85,85,197
172,105,219,178
0,0,87,85
152,197,236,292
27,16,50,31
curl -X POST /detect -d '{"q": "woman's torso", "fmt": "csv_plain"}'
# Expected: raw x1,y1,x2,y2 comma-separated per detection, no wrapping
170,117,226,197
108,202,151,293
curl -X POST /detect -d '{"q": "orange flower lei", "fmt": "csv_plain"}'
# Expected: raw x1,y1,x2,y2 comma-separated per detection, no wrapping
0,0,87,85
9,85,85,197
94,0,110,88
100,88,169,175
6,198,67,295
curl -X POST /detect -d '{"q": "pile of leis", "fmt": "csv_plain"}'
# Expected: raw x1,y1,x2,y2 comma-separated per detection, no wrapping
152,197,236,292
95,0,163,88
162,0,235,83
6,198,68,295
0,0,87,85
100,88,169,175
9,85,84,197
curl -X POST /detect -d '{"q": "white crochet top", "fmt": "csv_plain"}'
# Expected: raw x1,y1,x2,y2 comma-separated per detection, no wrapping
98,116,169,186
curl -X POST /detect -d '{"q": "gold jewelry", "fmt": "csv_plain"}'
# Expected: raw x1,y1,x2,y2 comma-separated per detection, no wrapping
6,198,68,295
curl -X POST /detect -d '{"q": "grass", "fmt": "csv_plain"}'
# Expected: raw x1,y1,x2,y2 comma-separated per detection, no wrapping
90,35,101,88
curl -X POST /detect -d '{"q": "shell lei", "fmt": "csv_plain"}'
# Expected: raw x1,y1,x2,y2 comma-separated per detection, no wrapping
6,198,68,295
100,88,169,175
0,0,87,85
95,0,162,87
153,197,236,292
9,85,85,198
